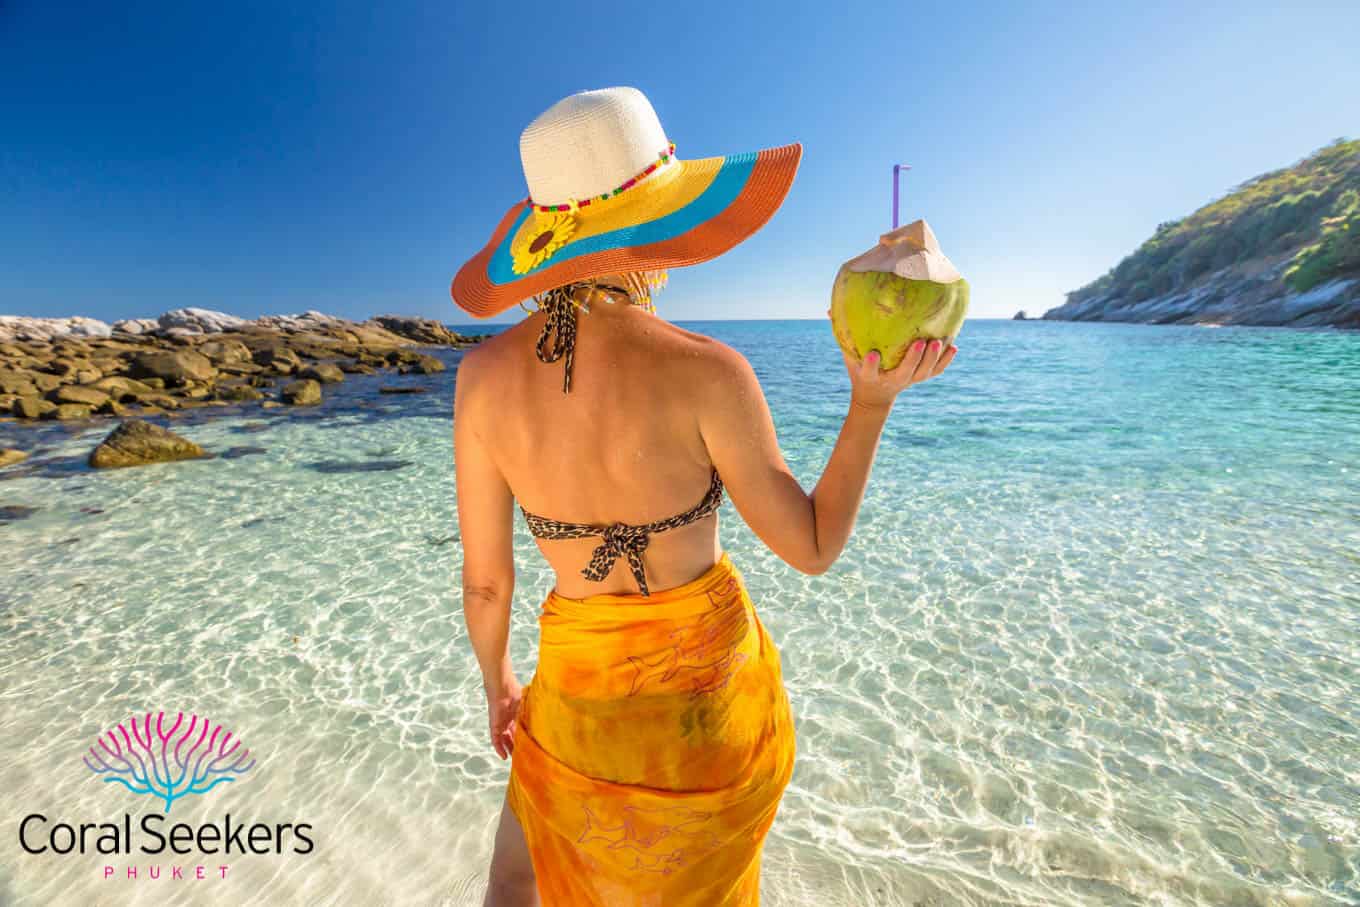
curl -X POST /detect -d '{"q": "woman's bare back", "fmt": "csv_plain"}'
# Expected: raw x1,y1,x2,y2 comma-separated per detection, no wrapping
456,301,726,597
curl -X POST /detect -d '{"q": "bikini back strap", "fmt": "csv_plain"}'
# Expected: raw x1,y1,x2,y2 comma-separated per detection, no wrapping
520,470,725,595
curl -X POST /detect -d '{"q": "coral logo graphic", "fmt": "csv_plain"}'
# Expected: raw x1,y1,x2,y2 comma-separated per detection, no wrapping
83,712,256,813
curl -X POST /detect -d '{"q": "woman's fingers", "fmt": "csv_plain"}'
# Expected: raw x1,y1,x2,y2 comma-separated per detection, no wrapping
933,344,958,377
884,341,925,382
911,340,944,384
859,349,882,382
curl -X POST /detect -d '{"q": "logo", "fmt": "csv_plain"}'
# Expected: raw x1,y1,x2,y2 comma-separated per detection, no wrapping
83,712,255,813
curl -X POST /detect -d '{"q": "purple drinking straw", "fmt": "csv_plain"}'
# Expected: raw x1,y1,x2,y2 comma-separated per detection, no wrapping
892,163,912,229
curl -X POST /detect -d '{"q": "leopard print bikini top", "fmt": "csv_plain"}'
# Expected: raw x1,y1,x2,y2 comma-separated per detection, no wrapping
520,469,725,596
519,290,725,596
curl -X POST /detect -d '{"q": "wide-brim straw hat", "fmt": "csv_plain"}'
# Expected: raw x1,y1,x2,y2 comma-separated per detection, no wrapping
451,86,802,318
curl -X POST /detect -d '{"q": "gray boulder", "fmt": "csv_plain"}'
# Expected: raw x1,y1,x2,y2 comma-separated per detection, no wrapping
157,308,251,334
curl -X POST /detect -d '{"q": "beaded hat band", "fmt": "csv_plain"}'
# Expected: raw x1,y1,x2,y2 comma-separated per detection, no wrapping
451,87,801,318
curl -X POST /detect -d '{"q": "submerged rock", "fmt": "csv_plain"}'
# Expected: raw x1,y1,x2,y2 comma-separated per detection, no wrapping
0,449,29,469
0,504,39,523
306,459,412,474
221,445,267,459
88,419,210,469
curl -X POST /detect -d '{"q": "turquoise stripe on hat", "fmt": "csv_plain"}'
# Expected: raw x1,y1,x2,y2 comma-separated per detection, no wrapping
487,152,757,286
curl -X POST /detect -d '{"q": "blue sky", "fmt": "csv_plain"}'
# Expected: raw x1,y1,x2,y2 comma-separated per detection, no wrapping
2,1,1356,325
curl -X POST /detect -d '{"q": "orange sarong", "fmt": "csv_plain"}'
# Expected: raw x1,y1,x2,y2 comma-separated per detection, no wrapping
507,552,797,906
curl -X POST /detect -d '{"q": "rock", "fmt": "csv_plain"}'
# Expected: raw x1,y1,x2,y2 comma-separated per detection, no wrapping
88,375,157,401
48,385,110,408
0,316,112,342
0,449,28,469
128,350,217,387
280,378,321,406
172,384,211,400
140,377,166,390
1013,310,1028,320
88,419,210,469
251,346,302,374
408,354,445,374
43,403,94,421
111,318,160,335
12,397,56,419
157,308,251,335
254,310,344,333
298,363,345,384
140,394,183,410
0,371,40,397
337,360,375,374
198,339,252,364
96,399,128,417
216,383,264,402
347,324,408,351
369,315,471,345
261,400,283,409
378,385,429,394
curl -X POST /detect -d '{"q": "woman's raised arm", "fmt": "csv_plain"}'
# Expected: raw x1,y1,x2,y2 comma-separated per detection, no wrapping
697,339,956,575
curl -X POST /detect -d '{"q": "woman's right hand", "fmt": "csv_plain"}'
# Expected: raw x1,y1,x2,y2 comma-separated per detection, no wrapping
846,339,957,410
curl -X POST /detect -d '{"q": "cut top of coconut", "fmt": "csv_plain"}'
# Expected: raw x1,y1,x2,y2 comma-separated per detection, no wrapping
844,218,962,284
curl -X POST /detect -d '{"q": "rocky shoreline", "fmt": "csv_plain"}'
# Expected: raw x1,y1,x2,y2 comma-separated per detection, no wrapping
1039,263,1360,328
0,308,485,443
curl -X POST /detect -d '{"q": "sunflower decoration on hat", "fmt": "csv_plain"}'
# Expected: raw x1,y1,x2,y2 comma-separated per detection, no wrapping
452,86,802,317
510,209,577,274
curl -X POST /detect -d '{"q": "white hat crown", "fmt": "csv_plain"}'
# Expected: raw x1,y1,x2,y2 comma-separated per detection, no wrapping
519,87,672,208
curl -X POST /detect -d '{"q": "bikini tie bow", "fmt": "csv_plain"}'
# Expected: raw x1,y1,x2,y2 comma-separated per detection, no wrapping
582,523,652,595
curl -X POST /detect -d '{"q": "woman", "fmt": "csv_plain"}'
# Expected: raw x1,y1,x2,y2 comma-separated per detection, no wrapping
451,87,956,906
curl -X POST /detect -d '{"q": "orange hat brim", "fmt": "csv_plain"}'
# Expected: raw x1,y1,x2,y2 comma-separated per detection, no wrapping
452,143,802,318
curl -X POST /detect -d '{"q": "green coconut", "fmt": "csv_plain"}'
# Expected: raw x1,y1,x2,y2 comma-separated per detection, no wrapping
828,219,970,370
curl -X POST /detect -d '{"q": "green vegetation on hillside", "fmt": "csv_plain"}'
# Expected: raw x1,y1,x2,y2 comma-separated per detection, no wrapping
1067,139,1360,306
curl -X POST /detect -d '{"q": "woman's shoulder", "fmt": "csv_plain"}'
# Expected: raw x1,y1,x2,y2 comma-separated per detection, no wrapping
642,323,763,414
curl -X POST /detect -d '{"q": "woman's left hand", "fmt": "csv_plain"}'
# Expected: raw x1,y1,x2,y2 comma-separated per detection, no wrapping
485,675,523,760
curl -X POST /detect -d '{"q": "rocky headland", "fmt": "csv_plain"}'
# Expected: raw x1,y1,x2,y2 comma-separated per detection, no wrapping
0,308,485,429
1041,139,1360,328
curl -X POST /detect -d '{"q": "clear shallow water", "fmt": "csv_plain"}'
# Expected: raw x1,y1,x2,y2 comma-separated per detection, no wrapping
1,320,1357,906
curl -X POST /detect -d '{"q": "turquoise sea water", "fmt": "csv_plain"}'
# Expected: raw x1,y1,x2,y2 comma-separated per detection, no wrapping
1,319,1357,905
